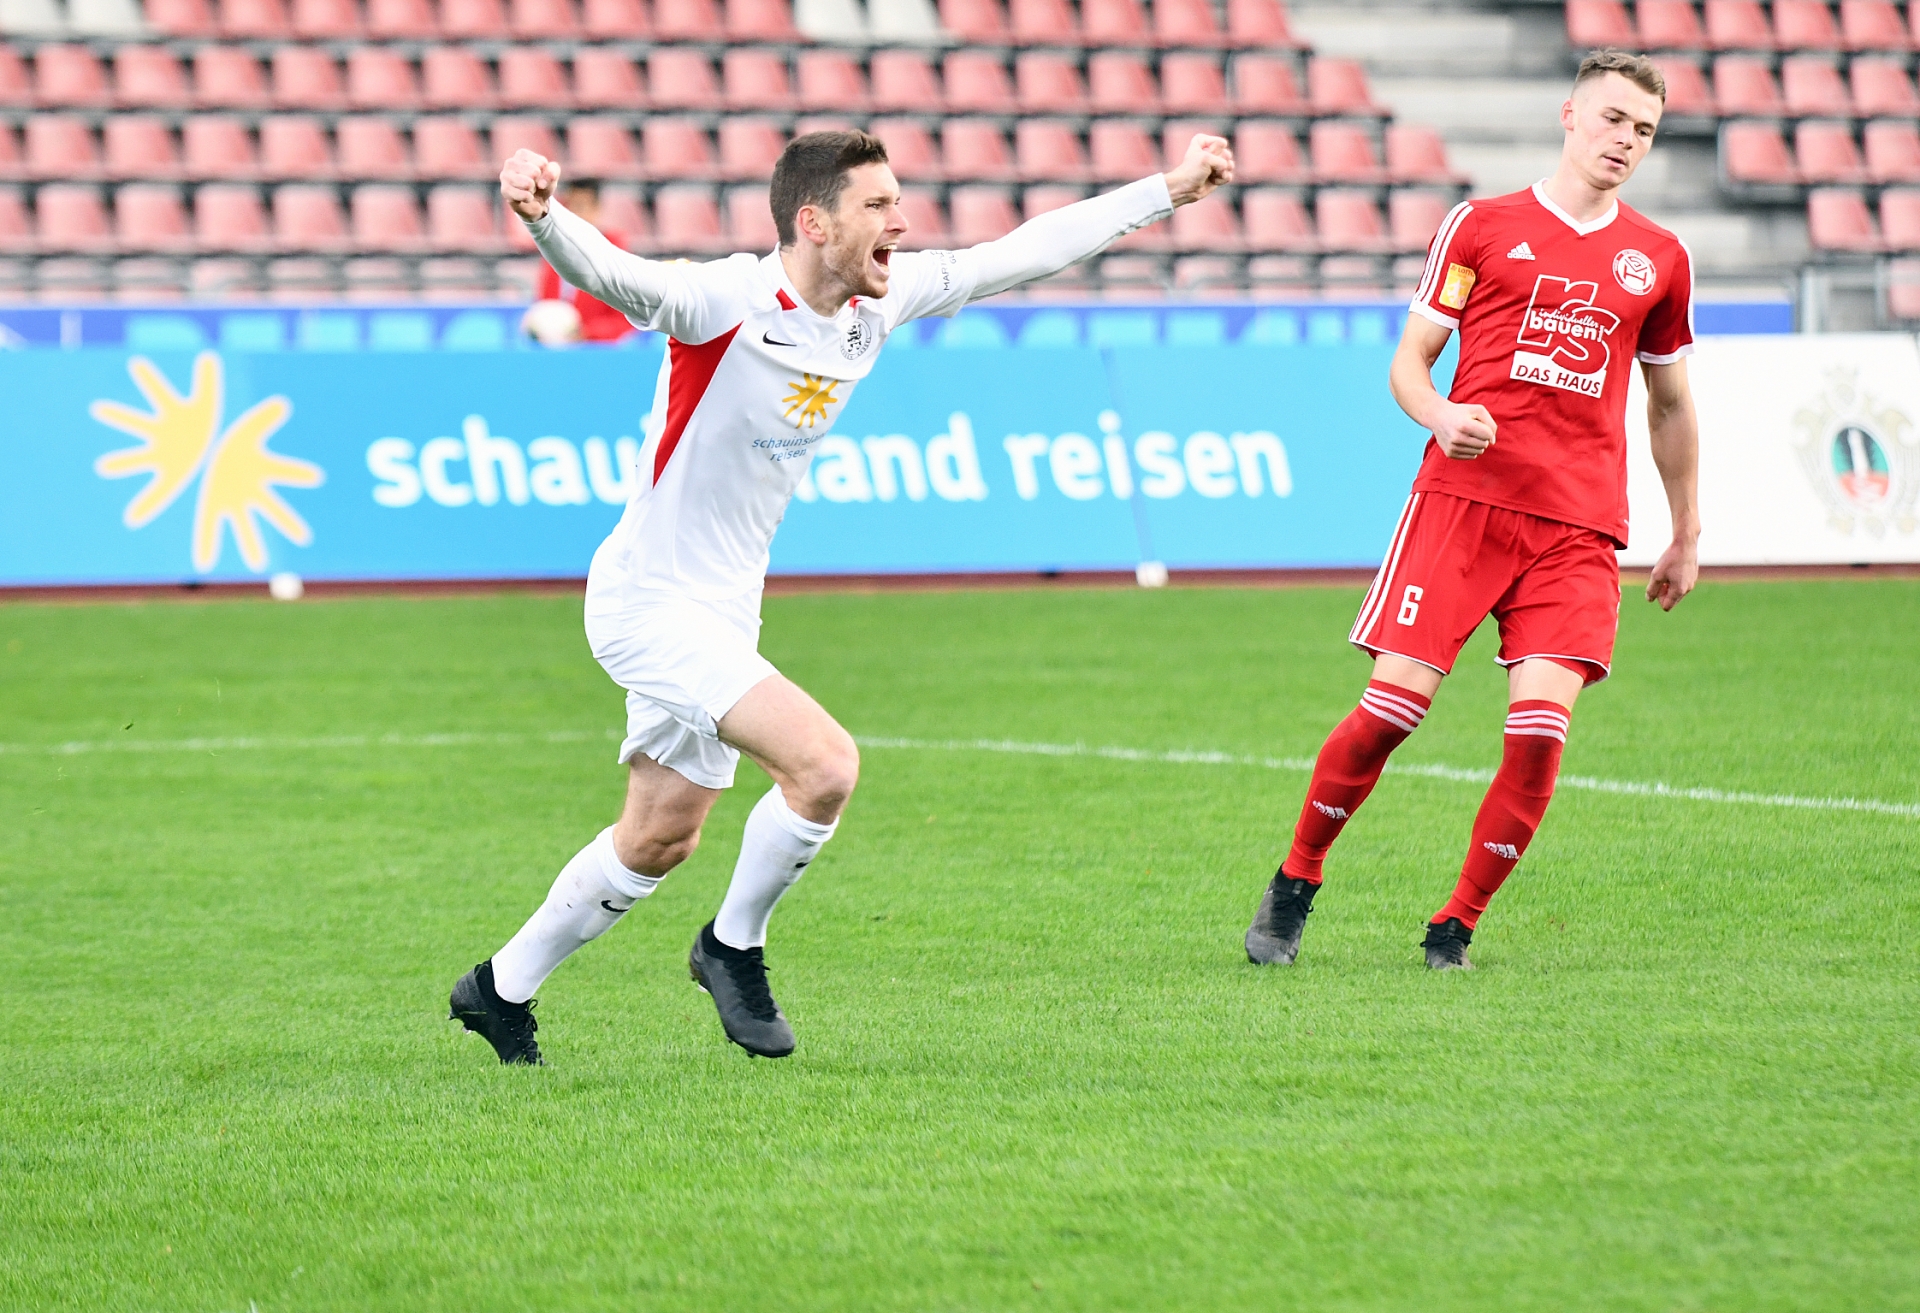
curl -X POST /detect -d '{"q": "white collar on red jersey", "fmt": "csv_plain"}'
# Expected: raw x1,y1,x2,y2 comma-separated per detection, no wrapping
1531,181,1619,236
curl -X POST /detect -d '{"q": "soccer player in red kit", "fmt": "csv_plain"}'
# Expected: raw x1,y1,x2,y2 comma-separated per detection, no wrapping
1244,50,1702,970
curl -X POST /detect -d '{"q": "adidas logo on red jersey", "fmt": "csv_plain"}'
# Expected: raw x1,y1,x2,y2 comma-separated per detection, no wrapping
1506,242,1536,260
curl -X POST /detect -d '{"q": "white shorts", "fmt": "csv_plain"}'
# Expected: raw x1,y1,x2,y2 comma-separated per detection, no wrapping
584,595,778,790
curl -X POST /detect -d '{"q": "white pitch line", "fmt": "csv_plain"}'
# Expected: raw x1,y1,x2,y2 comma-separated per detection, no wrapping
0,729,1913,820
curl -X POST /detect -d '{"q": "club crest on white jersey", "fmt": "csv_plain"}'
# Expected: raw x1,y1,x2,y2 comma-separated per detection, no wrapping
1510,275,1621,399
1612,248,1657,295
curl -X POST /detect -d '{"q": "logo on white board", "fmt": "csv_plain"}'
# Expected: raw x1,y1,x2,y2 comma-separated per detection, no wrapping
1612,248,1657,295
1792,368,1919,536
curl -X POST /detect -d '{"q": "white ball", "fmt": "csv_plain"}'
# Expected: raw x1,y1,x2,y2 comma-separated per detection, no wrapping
1135,560,1169,589
521,298,583,347
268,572,305,601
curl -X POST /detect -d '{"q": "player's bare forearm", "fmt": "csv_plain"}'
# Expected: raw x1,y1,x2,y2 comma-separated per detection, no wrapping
1643,358,1700,610
1391,314,1498,460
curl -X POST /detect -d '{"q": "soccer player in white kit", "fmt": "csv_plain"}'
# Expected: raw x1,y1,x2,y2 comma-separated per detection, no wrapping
450,129,1235,1063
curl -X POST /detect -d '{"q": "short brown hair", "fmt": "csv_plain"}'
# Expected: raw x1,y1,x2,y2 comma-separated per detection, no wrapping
769,130,891,247
1575,48,1666,101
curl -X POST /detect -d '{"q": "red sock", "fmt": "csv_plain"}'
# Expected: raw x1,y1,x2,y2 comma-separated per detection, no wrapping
1283,680,1431,883
1434,701,1569,928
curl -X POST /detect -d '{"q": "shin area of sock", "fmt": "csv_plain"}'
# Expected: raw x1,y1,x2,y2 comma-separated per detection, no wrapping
492,827,659,1003
712,787,837,950
1284,680,1432,882
1435,704,1569,930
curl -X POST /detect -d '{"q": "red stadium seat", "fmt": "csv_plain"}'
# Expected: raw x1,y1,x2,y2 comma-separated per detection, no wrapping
725,0,797,39
336,117,412,179
654,184,725,253
1796,120,1869,183
187,255,261,299
1172,254,1236,293
182,116,259,178
194,48,271,109
1307,58,1384,115
1155,0,1227,47
36,45,112,108
259,117,333,178
944,51,1016,112
1226,0,1304,48
1878,186,1920,247
113,47,190,109
195,183,272,249
573,49,644,109
414,116,489,178
1231,121,1307,183
796,50,870,111
1014,119,1089,181
490,115,561,163
871,50,942,112
1385,123,1464,185
498,49,572,109
1080,0,1147,44
272,47,345,110
1782,57,1851,116
37,185,114,249
654,0,723,38
366,0,436,37
1774,0,1843,50
1851,58,1918,115
869,117,941,180
511,0,579,35
26,114,101,179
1099,254,1165,295
1236,188,1313,253
0,123,15,169
426,185,498,250
265,255,336,299
1162,54,1225,114
1315,189,1390,253
423,48,496,109
942,119,1015,181
347,255,417,300
1806,186,1879,250
1565,0,1633,47
147,0,218,35
648,49,721,111
1388,189,1450,252
896,188,950,248
1864,118,1920,181
1088,120,1157,180
1022,183,1083,219
441,0,508,36
583,0,649,35
1840,0,1909,52
1010,0,1077,45
220,0,293,38
105,117,180,179
1310,120,1385,184
1713,56,1783,115
347,49,421,110
1721,120,1798,183
1231,54,1306,114
1088,51,1159,113
349,183,425,250
938,0,1008,40
587,186,646,245
292,0,362,36
115,257,189,302
571,116,645,179
643,118,715,178
722,49,794,111
1704,0,1774,50
0,189,30,253
950,186,1017,245
716,117,783,180
116,183,192,249
1014,52,1085,113
725,184,777,251
1637,0,1708,49
1170,194,1240,252
1653,57,1714,116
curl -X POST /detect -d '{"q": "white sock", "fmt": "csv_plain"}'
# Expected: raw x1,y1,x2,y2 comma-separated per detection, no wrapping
492,827,659,1003
712,787,837,950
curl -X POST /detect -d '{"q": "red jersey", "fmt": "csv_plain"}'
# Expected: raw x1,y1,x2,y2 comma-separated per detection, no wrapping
1407,183,1694,546
536,229,636,342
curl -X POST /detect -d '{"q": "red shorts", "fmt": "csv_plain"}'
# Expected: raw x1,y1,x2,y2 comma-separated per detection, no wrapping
1348,492,1621,685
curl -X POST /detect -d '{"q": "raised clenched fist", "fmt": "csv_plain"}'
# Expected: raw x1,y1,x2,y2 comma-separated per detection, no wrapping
501,149,561,221
1165,134,1235,207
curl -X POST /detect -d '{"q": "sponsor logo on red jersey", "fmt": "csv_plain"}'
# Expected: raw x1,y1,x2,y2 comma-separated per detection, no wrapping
1509,275,1621,399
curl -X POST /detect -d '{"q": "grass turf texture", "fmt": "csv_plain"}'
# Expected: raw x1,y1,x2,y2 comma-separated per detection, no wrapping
2,580,1917,1312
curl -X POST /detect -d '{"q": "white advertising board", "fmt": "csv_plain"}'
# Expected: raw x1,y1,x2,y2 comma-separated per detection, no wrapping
1624,333,1920,565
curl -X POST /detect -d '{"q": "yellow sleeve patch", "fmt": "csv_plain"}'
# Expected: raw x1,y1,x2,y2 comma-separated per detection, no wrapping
1438,263,1476,311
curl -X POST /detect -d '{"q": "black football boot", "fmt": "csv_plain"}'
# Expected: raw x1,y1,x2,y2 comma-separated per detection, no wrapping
449,959,545,1065
1245,870,1319,965
688,921,796,1058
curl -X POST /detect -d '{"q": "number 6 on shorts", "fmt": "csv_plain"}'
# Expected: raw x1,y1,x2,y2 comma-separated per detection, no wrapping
1397,585,1423,627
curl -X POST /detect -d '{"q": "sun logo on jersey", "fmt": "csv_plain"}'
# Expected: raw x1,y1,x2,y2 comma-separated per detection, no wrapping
92,352,324,573
781,373,842,429
1510,276,1622,399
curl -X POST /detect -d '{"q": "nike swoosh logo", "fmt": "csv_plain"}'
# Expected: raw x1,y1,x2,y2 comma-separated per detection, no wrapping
763,332,799,347
601,899,632,914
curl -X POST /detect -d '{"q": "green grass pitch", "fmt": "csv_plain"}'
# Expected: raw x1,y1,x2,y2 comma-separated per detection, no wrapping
2,578,1917,1312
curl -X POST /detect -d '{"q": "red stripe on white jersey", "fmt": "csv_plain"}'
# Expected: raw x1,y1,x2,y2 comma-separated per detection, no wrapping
654,325,742,484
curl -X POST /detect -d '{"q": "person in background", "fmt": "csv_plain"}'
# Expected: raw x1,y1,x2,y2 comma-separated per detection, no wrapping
524,181,636,345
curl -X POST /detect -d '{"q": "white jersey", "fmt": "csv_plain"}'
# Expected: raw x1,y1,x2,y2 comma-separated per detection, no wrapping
526,175,1174,627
